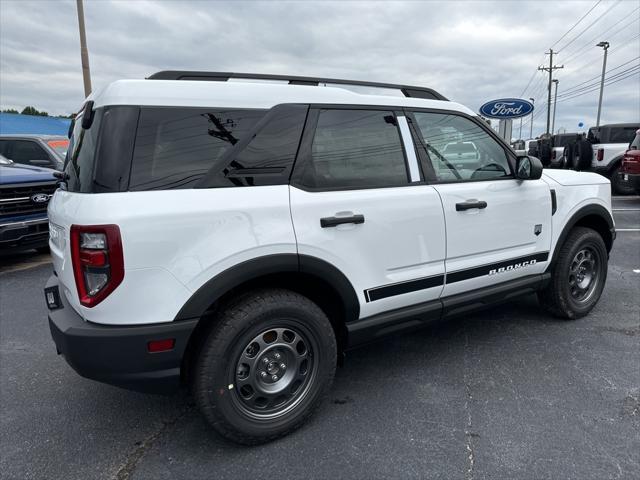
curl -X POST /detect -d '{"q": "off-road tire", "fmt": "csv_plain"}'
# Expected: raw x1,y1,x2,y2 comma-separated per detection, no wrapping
538,227,607,319
192,288,337,445
610,164,636,195
562,144,574,169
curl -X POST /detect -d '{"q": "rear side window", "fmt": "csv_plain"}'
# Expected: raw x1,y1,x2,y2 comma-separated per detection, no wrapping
65,110,103,193
296,109,409,189
129,108,266,190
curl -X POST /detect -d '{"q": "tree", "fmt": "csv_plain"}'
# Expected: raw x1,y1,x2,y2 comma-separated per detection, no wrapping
1,108,19,114
20,106,49,117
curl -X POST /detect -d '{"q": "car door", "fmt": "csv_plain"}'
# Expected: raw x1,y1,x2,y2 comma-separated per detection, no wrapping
289,107,446,320
408,110,552,297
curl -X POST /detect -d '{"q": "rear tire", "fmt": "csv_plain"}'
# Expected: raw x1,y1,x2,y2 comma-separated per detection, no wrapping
192,288,337,445
572,139,592,171
538,227,607,319
610,164,636,195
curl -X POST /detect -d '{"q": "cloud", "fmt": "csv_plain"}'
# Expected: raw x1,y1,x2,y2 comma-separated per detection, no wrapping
1,0,638,136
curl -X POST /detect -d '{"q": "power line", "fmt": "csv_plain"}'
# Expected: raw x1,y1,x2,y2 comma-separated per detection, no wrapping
550,0,602,49
556,0,622,53
561,33,640,79
555,68,639,103
557,65,639,100
558,57,639,95
561,9,640,64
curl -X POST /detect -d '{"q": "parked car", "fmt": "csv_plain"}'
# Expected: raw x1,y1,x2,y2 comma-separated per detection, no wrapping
619,129,640,195
565,123,640,194
0,134,68,171
0,155,58,252
46,71,615,445
550,133,578,168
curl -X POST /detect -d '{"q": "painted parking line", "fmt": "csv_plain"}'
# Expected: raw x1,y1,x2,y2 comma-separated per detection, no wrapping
612,196,640,200
615,228,640,232
612,208,640,212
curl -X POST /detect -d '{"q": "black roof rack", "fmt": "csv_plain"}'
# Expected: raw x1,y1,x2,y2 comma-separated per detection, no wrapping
147,71,448,101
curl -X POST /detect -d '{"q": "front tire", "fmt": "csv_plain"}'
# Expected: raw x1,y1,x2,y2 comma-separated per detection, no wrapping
192,289,337,445
538,227,608,319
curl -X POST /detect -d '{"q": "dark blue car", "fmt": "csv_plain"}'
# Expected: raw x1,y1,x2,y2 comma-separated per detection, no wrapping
0,155,58,252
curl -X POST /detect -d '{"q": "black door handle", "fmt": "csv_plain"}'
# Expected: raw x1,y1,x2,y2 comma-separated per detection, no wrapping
320,214,365,228
456,200,487,211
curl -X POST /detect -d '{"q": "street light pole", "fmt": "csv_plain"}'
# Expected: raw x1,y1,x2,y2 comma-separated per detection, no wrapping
551,79,559,135
596,41,609,127
519,117,523,140
76,0,92,97
529,97,535,139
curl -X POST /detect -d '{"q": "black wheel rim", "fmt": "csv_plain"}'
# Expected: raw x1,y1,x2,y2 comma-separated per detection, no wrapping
568,246,601,303
229,324,317,419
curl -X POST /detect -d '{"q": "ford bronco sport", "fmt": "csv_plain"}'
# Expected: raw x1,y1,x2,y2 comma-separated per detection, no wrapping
45,72,616,444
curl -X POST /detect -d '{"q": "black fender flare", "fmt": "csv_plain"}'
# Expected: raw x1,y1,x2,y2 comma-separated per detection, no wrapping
174,253,360,322
606,154,625,175
548,204,615,269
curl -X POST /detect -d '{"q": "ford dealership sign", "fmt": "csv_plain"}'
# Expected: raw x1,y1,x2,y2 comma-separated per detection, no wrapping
479,98,534,119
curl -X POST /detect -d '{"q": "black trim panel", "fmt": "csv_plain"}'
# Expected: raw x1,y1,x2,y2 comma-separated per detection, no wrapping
365,274,444,302
446,252,549,284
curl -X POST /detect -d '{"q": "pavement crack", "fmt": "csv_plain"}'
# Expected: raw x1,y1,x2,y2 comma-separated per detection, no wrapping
463,328,475,480
112,405,192,480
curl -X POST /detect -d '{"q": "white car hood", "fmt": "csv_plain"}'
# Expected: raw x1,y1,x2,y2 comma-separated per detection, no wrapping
542,169,609,186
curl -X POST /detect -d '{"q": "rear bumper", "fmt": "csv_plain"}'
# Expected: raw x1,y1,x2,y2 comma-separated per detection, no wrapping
0,216,49,250
619,172,640,192
46,274,198,393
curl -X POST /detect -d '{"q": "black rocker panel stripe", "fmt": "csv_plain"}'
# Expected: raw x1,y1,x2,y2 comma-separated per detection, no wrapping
366,275,445,302
364,252,549,302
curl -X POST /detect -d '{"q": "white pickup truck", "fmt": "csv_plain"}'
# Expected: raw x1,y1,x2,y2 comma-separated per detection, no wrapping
586,123,639,194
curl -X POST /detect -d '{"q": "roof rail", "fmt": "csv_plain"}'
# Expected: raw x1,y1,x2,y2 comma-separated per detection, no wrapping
147,71,448,101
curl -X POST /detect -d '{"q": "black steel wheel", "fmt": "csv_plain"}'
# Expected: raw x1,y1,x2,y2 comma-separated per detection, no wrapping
192,289,336,445
538,227,608,319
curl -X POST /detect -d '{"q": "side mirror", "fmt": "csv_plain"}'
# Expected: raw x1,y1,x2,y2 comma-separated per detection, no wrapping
516,155,543,180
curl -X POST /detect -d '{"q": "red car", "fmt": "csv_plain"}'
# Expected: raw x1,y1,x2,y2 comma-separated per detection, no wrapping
620,129,640,195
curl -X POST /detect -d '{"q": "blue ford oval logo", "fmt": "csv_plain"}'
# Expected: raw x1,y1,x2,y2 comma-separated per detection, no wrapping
31,193,50,204
479,98,534,119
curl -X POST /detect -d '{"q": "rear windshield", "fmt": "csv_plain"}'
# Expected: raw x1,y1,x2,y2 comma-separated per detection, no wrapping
553,135,574,148
630,132,640,150
444,142,476,154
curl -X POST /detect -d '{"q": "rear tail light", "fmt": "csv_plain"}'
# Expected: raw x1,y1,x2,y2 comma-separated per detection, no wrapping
597,148,604,161
70,225,124,307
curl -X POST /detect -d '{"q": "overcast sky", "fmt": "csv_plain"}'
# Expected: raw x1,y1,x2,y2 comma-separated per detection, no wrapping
1,0,638,138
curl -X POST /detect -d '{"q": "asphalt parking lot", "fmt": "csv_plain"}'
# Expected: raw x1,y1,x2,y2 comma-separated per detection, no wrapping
1,196,638,480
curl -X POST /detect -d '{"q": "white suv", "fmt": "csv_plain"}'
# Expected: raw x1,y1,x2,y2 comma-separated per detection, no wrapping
45,72,616,444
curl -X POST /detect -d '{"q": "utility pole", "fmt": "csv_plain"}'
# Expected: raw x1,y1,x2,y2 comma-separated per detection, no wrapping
529,97,535,139
76,0,92,97
596,41,609,127
551,79,559,135
519,117,523,140
538,49,563,136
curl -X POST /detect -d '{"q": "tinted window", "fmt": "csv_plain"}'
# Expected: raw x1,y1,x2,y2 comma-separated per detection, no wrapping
129,108,265,190
65,110,103,192
298,109,408,189
630,132,640,150
609,127,638,144
203,104,308,187
553,135,575,148
0,140,9,156
412,112,512,182
7,140,51,165
587,128,601,144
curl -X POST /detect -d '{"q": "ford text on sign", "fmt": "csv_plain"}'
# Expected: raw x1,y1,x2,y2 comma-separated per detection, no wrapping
479,98,534,119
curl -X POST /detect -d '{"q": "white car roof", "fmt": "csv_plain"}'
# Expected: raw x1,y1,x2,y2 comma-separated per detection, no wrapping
90,79,476,116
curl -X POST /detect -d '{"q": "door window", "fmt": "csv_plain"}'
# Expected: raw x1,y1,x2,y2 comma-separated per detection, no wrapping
297,109,409,189
7,140,51,164
411,112,512,182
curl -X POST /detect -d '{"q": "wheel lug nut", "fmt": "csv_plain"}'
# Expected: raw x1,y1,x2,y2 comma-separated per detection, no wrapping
274,353,281,360
280,363,286,370
272,375,278,381
262,357,269,364
260,372,268,379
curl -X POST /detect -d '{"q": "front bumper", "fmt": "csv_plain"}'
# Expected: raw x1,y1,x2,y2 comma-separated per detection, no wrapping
46,274,198,393
0,216,49,250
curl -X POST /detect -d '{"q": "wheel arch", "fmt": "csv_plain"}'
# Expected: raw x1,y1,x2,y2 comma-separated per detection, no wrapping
549,204,615,270
605,154,625,175
177,254,359,379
